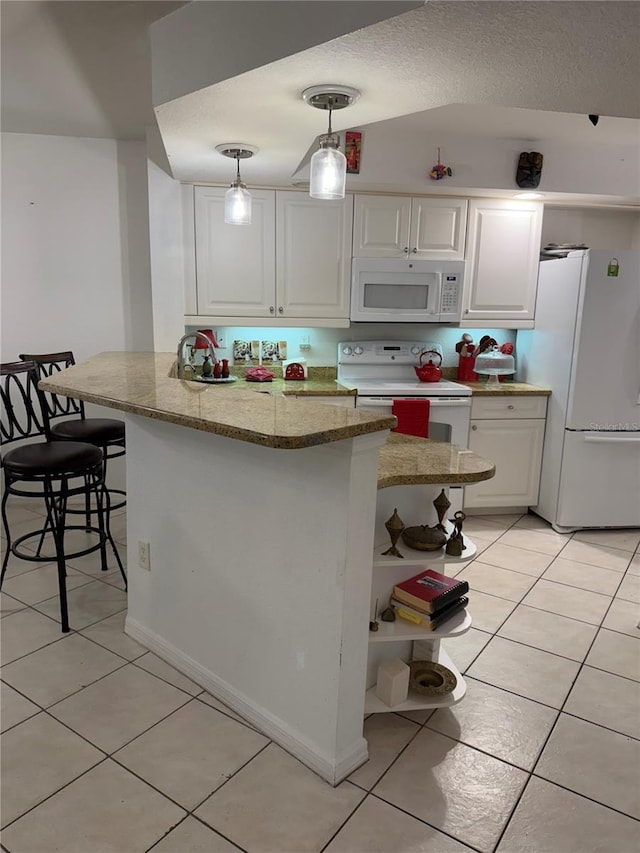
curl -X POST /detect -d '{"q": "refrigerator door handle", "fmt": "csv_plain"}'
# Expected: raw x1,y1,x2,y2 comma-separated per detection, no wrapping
583,435,640,444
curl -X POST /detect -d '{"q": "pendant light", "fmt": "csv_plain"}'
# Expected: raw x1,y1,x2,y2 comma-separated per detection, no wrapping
216,144,257,225
302,86,360,200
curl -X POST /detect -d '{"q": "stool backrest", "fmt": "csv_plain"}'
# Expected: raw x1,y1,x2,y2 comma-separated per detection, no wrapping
1,361,52,445
18,351,86,424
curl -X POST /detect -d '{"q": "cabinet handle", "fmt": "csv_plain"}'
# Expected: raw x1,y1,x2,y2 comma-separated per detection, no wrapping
278,306,284,314
508,404,515,410
412,247,417,253
269,306,275,313
403,246,409,254
471,425,477,431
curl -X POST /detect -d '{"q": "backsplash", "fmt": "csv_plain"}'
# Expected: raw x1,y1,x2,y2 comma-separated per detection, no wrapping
185,324,518,369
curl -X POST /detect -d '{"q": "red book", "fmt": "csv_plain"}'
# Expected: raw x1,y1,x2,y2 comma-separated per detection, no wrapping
393,569,469,614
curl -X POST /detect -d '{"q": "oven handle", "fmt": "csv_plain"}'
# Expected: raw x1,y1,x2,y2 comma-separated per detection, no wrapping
357,397,471,408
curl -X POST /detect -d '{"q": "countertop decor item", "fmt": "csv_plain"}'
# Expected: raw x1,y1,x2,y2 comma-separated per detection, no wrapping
433,489,451,531
414,350,443,383
245,366,274,382
409,660,457,696
193,376,237,384
474,346,516,387
382,508,405,557
445,510,467,557
401,524,447,552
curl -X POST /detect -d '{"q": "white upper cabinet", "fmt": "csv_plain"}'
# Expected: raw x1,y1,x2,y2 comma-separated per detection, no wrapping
353,195,467,259
195,187,275,317
463,199,543,327
276,192,352,319
193,188,352,324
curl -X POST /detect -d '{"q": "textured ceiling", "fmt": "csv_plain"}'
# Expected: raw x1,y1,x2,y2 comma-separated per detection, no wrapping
2,0,639,204
152,1,640,188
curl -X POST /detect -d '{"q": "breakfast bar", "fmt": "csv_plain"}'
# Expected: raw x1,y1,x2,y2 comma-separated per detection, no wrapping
40,352,494,785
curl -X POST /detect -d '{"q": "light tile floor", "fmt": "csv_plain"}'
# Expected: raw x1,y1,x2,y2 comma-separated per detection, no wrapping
1,501,639,853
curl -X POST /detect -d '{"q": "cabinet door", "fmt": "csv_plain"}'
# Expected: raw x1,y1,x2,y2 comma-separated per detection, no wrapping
463,200,543,323
195,187,276,317
276,193,353,318
410,198,467,259
464,418,545,508
352,195,411,257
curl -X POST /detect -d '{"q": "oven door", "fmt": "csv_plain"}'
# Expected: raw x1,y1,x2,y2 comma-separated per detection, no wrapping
356,396,471,447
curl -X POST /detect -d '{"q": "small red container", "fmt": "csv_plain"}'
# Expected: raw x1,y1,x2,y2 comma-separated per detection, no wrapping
457,355,479,382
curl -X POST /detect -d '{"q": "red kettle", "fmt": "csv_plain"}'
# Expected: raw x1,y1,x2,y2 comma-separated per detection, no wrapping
414,350,443,383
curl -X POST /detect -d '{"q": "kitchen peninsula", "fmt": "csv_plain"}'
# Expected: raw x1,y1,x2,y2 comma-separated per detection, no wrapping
40,352,494,785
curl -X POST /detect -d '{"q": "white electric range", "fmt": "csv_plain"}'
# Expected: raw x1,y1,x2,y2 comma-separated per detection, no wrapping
337,340,472,447
338,340,472,512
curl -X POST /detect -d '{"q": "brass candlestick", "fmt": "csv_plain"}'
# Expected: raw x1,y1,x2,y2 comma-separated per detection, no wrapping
433,489,451,532
382,508,405,558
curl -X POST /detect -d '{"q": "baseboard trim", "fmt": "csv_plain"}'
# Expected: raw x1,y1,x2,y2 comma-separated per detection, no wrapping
125,617,368,786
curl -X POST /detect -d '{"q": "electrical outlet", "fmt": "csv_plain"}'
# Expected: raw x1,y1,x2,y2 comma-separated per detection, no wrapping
137,540,151,571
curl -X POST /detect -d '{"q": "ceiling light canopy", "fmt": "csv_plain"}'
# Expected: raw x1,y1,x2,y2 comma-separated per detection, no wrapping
216,144,258,225
302,85,360,200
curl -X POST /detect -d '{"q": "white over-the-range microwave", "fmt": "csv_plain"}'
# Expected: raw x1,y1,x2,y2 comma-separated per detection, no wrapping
350,258,464,323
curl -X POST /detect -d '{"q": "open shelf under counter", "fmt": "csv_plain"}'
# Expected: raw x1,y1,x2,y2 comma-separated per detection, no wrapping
373,531,476,568
368,608,471,644
365,649,466,713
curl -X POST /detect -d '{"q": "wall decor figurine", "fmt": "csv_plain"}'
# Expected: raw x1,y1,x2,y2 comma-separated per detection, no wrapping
382,508,405,557
516,151,543,189
345,131,362,174
429,147,453,180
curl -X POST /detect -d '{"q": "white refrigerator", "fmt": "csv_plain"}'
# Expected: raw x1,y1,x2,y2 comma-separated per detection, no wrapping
518,249,640,532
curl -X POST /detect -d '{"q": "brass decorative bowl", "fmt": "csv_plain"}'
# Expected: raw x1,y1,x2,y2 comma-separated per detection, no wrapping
409,660,457,696
401,525,447,551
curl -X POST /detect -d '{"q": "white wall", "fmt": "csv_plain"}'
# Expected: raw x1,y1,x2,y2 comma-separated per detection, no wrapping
1,132,153,362
541,207,640,250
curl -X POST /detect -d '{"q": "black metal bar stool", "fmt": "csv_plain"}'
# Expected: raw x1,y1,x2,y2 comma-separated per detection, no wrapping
19,351,126,521
1,361,126,633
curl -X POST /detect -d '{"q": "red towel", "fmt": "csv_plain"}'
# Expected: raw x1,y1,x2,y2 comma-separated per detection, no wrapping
392,399,430,438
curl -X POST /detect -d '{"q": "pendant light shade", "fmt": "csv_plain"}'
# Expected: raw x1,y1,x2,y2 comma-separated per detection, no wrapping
216,144,257,225
224,182,252,225
302,85,360,201
310,135,346,199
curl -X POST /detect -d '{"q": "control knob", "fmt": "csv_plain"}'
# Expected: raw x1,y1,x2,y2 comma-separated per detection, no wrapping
341,346,353,356
410,346,421,355
353,345,364,355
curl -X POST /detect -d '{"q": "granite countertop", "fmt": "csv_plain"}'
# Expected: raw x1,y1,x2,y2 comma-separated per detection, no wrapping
457,381,551,396
378,433,495,488
38,352,497,484
38,352,393,450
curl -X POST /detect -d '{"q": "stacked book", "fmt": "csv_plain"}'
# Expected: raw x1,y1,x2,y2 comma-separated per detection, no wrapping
391,569,469,631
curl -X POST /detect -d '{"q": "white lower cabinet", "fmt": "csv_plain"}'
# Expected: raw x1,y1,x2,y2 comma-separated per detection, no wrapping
464,395,548,509
366,487,474,714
